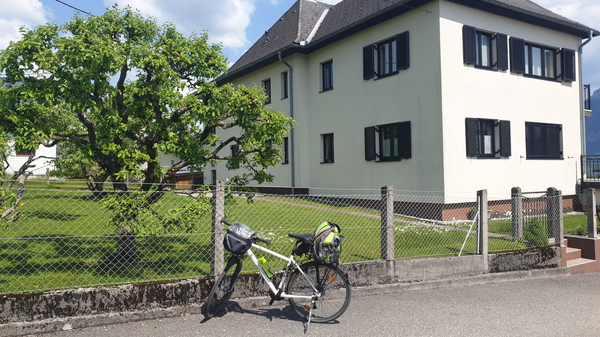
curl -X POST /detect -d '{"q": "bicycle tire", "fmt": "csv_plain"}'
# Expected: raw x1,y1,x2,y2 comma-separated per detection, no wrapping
287,262,351,323
202,256,243,319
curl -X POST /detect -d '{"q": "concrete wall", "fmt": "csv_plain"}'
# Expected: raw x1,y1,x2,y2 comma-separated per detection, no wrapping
0,246,561,333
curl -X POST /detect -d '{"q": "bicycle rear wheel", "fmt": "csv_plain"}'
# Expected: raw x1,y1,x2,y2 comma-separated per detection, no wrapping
202,256,243,319
287,262,351,323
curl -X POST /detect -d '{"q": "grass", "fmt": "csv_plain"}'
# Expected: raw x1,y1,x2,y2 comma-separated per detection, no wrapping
0,188,580,294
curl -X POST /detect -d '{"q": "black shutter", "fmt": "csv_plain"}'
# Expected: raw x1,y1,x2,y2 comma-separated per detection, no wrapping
548,125,562,158
396,31,410,70
463,25,476,65
365,126,377,161
561,48,576,82
363,44,375,80
510,37,525,74
499,120,511,157
465,118,478,157
496,33,508,70
398,121,411,159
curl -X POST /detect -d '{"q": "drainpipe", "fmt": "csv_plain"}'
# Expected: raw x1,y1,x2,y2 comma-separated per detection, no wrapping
279,51,295,195
579,31,593,181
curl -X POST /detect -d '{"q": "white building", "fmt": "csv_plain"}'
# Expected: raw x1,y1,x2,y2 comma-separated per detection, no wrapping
4,144,56,177
212,0,599,207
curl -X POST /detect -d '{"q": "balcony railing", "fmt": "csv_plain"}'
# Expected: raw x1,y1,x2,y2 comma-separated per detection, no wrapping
582,155,600,182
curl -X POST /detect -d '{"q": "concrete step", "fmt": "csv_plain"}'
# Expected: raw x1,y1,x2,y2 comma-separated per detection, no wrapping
567,257,595,268
566,247,582,260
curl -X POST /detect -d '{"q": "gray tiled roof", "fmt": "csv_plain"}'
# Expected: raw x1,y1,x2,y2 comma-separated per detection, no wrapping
222,0,599,82
228,0,331,73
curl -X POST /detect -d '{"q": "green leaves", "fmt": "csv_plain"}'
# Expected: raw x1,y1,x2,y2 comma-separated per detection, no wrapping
0,4,294,196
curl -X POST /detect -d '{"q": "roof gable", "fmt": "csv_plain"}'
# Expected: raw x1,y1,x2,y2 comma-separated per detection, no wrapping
227,0,331,74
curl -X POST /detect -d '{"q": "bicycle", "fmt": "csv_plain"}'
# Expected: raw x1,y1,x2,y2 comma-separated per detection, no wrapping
202,219,351,326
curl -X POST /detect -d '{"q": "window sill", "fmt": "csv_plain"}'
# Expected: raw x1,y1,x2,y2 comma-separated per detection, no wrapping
320,161,334,164
521,74,560,82
319,87,333,93
374,71,399,80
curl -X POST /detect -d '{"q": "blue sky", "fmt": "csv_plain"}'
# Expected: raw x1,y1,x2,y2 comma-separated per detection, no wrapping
0,0,599,91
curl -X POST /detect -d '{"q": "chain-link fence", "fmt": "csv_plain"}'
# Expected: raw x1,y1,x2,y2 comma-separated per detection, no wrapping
486,187,563,253
0,181,561,294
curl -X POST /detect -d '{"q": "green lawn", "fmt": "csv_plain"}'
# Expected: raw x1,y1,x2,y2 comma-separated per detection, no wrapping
0,188,583,294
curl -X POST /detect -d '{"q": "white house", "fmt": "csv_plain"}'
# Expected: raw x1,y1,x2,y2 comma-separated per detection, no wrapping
212,0,599,209
4,144,56,177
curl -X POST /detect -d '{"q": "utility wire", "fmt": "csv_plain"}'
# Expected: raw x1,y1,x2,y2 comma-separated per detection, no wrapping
54,0,94,16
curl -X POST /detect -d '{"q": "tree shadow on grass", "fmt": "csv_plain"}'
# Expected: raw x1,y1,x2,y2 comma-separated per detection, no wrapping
28,211,84,221
0,234,213,280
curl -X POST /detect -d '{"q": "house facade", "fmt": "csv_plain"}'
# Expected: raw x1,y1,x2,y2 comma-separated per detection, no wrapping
213,0,599,201
5,144,56,176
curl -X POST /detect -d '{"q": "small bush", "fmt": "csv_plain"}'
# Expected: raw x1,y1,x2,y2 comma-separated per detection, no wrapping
523,218,548,247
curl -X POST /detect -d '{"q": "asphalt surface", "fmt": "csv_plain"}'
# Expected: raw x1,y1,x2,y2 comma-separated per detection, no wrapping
21,272,600,337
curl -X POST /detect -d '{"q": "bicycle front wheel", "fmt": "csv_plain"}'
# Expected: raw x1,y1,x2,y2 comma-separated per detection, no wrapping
287,262,351,323
202,256,243,319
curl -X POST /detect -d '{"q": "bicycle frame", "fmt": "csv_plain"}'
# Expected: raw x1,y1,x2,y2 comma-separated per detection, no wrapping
245,242,319,301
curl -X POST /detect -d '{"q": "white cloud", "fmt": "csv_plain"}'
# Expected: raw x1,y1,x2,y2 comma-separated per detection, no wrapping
107,0,256,49
0,0,49,49
533,0,600,29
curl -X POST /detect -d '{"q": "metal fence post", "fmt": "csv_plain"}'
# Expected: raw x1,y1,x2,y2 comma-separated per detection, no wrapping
546,187,563,245
381,186,395,263
511,187,523,239
211,180,225,275
477,189,488,272
587,188,598,239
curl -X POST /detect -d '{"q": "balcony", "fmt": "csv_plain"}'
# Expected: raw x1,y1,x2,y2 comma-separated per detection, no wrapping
581,155,600,189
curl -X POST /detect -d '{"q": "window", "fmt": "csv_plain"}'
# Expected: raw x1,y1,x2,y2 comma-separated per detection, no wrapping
231,144,240,157
322,133,334,163
15,150,32,157
281,71,288,99
462,26,508,70
364,122,411,162
262,78,271,104
525,43,556,78
510,37,575,81
465,118,511,158
584,84,592,110
282,137,289,164
211,170,217,186
525,122,562,159
363,31,409,80
321,60,333,92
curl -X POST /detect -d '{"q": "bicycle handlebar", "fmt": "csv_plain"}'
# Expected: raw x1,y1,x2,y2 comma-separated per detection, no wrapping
254,236,272,245
221,218,272,245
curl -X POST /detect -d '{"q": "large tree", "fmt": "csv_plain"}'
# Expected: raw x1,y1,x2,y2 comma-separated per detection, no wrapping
0,5,293,194
0,6,294,264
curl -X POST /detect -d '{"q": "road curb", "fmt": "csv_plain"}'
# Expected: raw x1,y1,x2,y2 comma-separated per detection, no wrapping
0,267,571,337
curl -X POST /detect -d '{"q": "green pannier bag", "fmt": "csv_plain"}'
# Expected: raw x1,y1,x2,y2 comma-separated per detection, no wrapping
311,221,344,265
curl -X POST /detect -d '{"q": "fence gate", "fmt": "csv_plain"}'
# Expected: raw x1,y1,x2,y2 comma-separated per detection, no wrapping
511,187,563,246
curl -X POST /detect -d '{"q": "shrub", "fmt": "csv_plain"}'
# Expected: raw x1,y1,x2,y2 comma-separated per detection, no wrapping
523,218,549,247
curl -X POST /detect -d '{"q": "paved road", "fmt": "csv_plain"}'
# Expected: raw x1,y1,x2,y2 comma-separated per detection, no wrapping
25,272,600,337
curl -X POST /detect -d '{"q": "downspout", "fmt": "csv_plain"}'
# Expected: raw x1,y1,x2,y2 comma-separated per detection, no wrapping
579,31,593,181
279,51,295,195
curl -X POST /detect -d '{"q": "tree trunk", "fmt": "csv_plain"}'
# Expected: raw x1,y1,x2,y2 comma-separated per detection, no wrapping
114,229,139,267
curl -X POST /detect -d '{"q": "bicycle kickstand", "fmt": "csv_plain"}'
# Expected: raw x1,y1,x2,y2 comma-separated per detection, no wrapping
303,298,317,334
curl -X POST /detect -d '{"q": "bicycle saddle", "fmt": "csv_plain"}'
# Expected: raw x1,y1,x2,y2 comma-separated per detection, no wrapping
288,233,312,244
